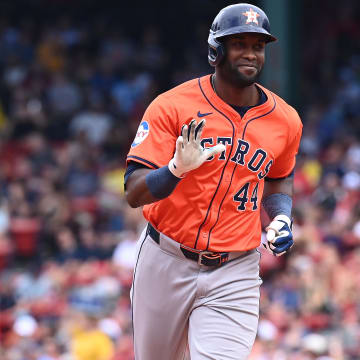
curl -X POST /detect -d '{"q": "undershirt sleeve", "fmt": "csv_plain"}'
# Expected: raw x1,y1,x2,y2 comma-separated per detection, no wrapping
124,161,150,186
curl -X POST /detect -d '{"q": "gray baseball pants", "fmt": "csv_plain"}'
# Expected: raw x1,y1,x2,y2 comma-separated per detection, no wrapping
131,225,262,360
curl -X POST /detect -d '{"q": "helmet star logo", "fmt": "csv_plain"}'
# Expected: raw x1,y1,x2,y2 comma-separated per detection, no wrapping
242,8,260,25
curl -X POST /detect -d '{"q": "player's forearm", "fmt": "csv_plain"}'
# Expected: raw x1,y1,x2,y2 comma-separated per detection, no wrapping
125,168,160,208
125,166,182,208
262,176,293,219
262,176,293,198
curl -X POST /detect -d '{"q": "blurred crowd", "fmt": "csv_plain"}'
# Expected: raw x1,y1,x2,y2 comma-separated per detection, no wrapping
0,1,360,360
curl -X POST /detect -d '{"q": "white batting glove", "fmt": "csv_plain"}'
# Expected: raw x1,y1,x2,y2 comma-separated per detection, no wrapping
263,214,293,256
168,119,226,178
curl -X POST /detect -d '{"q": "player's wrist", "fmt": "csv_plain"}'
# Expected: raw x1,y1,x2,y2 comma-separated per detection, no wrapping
262,193,292,220
145,165,182,199
168,158,187,178
273,214,291,226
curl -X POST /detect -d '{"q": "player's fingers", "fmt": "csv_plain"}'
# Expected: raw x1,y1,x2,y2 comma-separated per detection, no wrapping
194,119,205,141
181,124,186,137
277,241,293,253
266,242,280,256
204,144,226,158
266,229,277,242
274,251,286,257
275,241,294,257
176,136,184,151
263,243,275,256
188,119,196,142
181,126,188,142
270,240,293,254
271,235,290,246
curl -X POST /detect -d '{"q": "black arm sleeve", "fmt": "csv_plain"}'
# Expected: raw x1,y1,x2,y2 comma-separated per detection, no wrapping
124,161,151,187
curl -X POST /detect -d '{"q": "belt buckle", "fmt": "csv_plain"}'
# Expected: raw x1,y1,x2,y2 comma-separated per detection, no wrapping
197,251,215,265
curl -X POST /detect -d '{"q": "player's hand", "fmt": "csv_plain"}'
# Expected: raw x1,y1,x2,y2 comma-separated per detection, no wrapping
168,119,225,178
263,215,293,256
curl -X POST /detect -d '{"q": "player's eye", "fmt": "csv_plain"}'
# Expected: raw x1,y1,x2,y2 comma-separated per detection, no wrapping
254,43,265,51
231,40,245,48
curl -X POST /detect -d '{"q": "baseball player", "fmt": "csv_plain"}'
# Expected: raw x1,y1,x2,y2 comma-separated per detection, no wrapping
124,3,302,360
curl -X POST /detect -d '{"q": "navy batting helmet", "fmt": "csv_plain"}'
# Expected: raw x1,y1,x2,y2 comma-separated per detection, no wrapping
208,3,277,66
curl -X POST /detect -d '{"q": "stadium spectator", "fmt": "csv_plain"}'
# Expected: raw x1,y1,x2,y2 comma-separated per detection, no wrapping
0,1,360,359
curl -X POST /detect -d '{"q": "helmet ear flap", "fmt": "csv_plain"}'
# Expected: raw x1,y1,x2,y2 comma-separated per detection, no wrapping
208,36,225,67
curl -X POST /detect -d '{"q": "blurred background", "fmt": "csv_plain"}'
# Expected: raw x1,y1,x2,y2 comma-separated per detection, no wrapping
0,0,359,359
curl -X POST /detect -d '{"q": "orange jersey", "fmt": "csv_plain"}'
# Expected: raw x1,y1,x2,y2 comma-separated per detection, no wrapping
126,75,302,252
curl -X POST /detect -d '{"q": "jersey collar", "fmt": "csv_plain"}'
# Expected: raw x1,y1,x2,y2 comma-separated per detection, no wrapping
199,74,275,119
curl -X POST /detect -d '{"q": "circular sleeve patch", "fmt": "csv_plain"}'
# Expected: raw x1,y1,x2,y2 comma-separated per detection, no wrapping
131,121,149,147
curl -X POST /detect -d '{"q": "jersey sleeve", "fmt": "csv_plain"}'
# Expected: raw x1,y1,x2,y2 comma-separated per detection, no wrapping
126,95,179,169
266,114,303,179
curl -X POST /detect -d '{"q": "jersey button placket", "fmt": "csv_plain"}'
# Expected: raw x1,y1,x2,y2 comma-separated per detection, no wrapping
201,162,235,249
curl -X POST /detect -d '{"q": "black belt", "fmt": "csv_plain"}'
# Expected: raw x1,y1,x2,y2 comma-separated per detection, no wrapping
146,223,247,267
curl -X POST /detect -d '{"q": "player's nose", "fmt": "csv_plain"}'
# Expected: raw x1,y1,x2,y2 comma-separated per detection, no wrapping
241,48,257,60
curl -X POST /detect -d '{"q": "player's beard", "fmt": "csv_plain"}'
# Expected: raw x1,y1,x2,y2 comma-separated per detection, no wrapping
218,57,263,88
